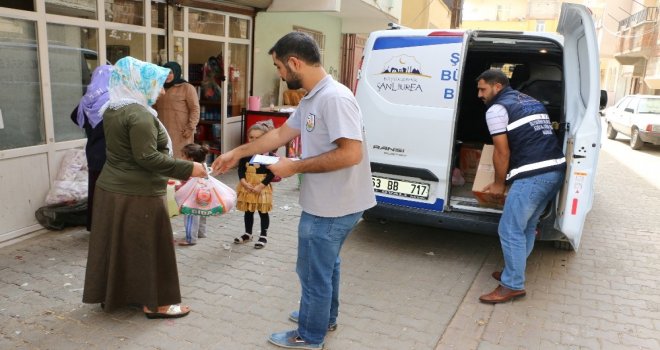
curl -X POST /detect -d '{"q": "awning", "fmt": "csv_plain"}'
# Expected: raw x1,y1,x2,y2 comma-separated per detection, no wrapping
267,0,398,33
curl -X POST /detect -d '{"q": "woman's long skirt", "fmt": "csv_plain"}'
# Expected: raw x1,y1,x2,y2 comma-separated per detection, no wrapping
82,187,181,312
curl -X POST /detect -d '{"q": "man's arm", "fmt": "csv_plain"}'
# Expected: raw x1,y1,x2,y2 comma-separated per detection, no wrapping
211,123,299,174
483,133,510,196
268,137,362,178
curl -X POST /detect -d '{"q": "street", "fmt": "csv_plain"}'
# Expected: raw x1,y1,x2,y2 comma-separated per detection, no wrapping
1,125,659,349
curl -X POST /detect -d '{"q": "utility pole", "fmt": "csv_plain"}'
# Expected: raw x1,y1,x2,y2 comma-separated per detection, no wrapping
451,0,462,28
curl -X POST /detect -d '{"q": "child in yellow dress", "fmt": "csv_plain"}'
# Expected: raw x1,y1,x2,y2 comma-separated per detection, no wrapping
234,123,275,249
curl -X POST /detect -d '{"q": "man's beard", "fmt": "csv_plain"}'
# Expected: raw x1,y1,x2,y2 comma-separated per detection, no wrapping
283,66,303,90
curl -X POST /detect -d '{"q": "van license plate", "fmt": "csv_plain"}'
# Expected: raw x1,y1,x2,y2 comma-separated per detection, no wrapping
372,176,430,200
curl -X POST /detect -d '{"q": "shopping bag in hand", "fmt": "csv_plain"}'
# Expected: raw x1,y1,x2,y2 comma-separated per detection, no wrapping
175,176,237,216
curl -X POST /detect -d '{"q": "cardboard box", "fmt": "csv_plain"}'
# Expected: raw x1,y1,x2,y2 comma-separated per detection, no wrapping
472,144,508,208
459,143,482,183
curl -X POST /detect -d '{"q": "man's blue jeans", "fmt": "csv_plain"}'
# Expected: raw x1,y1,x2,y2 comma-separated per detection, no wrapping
499,170,564,291
296,210,362,344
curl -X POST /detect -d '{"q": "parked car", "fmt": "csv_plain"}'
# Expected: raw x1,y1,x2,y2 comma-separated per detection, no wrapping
604,95,660,150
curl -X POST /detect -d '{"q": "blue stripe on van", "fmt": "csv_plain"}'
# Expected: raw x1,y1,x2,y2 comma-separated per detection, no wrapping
376,195,444,211
373,36,463,50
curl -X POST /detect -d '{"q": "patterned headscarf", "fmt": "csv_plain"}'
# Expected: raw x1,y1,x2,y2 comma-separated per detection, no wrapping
100,56,173,155
76,64,112,129
101,56,170,117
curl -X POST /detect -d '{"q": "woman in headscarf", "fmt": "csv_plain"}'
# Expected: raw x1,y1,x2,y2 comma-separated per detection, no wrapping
154,61,200,159
82,57,207,318
70,64,112,231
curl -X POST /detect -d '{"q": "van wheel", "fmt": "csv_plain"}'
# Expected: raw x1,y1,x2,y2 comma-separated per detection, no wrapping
630,128,644,150
361,211,376,223
553,240,574,251
606,123,617,139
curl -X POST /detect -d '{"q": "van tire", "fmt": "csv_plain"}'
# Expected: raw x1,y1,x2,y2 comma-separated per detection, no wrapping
606,123,617,139
553,240,574,251
630,128,643,150
361,211,376,223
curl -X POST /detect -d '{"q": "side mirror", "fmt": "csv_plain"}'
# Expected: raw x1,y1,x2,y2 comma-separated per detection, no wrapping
599,90,608,110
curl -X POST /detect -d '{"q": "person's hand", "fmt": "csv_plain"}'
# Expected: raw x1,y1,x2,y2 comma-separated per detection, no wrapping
211,151,239,175
253,183,265,193
191,162,208,178
240,178,254,191
482,182,506,198
182,129,192,138
267,157,296,179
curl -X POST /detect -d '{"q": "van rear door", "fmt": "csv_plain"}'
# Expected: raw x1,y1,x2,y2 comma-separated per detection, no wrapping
555,3,601,249
356,30,464,212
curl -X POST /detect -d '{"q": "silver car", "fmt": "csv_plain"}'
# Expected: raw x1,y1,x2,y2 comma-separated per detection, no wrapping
604,95,660,150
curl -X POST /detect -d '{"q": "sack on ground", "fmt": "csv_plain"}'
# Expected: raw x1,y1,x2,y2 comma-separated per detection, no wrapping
45,149,88,205
35,200,87,230
175,176,236,216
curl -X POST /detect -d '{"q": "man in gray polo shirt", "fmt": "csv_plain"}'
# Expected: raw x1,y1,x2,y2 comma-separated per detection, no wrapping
211,32,375,349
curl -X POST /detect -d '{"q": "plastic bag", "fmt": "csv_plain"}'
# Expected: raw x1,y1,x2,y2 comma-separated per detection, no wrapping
45,149,88,205
175,176,236,216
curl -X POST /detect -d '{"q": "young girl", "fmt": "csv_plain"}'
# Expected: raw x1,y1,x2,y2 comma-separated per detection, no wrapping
176,143,210,246
234,123,275,249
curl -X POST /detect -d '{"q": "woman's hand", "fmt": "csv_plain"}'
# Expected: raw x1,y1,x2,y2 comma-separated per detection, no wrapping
191,162,208,178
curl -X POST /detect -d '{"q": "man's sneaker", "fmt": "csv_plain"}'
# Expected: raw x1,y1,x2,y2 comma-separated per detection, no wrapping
268,330,323,349
288,311,337,331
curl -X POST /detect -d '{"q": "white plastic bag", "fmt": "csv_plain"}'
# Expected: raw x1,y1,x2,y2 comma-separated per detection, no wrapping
45,149,88,205
175,176,236,216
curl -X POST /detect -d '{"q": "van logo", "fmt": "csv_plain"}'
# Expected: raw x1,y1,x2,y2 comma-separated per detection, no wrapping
373,144,405,153
305,113,316,132
376,55,430,93
381,55,431,78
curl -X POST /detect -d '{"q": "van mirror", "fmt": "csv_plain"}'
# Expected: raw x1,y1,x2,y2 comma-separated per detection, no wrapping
599,90,608,110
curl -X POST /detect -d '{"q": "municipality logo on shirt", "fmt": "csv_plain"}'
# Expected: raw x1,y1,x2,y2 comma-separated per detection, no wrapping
306,113,316,132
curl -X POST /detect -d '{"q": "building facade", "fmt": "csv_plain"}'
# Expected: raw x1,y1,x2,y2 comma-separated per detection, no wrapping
607,0,660,101
0,0,400,243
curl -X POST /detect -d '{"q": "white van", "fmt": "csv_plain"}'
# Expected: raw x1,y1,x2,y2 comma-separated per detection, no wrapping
355,3,605,250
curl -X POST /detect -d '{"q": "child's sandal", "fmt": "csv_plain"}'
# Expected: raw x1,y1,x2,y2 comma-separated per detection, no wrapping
234,233,252,244
254,235,267,249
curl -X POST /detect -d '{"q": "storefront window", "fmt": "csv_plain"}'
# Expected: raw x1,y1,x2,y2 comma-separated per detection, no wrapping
105,0,144,26
228,43,248,117
46,0,97,19
151,0,166,29
174,36,184,66
0,18,44,150
189,9,224,36
48,23,99,142
152,34,166,65
229,17,249,39
106,29,145,62
1,2,34,11
174,6,183,31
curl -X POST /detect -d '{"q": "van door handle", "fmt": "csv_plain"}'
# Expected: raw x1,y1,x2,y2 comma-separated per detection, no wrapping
573,155,586,159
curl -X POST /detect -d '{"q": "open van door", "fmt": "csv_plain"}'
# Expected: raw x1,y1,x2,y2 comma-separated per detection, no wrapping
555,3,601,250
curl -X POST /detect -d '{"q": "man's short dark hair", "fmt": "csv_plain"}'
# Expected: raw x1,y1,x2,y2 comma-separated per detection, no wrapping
476,69,510,87
268,32,321,66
